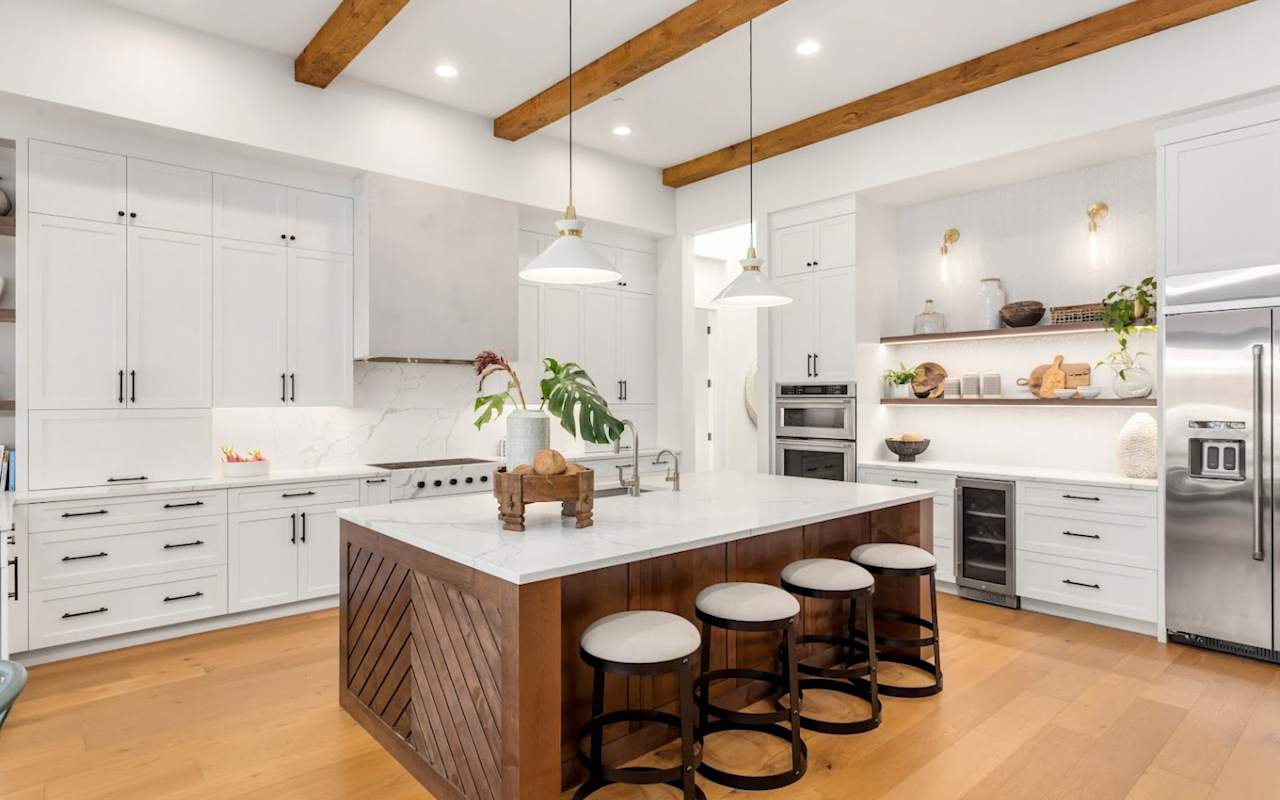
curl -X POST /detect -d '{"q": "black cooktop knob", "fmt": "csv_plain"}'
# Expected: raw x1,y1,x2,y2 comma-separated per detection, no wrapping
416,480,426,489
480,475,489,483
433,479,443,487
465,477,474,484
449,478,458,485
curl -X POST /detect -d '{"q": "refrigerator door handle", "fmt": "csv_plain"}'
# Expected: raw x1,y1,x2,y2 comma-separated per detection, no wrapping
1252,343,1265,561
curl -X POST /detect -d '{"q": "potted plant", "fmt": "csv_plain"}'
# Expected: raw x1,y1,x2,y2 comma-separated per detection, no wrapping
1098,277,1157,399
882,363,919,400
473,351,625,469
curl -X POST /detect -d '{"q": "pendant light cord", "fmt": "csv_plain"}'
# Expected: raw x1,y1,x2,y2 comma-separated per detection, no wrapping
568,0,574,209
748,20,754,250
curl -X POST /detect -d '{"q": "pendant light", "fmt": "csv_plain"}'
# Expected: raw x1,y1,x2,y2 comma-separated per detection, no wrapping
519,0,621,285
712,20,792,308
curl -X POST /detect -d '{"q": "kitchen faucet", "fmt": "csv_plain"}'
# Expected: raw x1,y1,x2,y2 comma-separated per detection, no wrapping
655,449,680,491
613,419,641,497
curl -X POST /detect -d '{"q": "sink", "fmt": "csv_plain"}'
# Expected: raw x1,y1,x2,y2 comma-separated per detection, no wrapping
596,487,653,498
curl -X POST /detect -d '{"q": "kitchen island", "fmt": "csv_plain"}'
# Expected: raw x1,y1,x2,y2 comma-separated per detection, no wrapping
337,471,934,800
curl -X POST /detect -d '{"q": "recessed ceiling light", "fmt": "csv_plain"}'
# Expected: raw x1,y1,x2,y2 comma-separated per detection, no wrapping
795,39,821,56
612,125,632,137
434,63,459,79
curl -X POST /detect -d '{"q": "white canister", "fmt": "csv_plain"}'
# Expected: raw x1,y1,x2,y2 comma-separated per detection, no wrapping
977,278,1007,330
961,373,981,397
980,372,1002,397
942,377,961,398
506,409,551,470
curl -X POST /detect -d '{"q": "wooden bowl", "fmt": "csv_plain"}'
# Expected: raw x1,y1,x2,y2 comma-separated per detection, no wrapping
885,438,930,462
1000,301,1046,328
911,362,947,398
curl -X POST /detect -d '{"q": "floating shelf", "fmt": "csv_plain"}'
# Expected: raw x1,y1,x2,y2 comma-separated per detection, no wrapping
0,309,14,323
0,216,13,237
881,398,1156,407
880,321,1112,345
0,401,14,412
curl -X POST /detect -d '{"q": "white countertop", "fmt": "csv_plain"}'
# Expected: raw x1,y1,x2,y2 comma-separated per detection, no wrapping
860,459,1157,490
14,465,392,505
338,471,935,585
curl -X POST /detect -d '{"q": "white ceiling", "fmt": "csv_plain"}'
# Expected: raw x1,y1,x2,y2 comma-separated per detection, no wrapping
103,0,1133,168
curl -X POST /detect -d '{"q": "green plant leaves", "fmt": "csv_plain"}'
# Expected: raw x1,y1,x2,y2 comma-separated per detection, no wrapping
539,357,625,445
473,384,512,430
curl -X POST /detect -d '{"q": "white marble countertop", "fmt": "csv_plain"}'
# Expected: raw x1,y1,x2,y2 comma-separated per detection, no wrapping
338,471,935,585
15,465,392,506
859,459,1157,490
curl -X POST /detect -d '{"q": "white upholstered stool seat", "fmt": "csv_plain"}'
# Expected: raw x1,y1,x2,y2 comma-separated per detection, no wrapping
581,610,701,664
695,582,800,623
850,543,937,571
781,558,874,593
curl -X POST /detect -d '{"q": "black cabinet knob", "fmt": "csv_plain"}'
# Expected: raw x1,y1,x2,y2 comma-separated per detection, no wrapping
433,479,443,487
129,212,137,219
117,211,125,217
280,234,287,240
449,478,458,486
465,477,474,484
416,480,426,489
289,235,296,241
480,475,489,483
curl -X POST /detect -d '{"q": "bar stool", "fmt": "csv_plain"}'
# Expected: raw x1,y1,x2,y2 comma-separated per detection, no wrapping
778,558,882,734
850,543,943,698
575,610,706,800
693,582,807,791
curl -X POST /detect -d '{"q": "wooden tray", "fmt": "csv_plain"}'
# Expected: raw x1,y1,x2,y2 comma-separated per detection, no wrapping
1018,360,1091,393
493,466,594,532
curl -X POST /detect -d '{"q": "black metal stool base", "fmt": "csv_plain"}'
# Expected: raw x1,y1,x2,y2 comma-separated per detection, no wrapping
695,719,809,791
850,566,944,699
575,771,708,800
860,651,942,698
785,676,881,734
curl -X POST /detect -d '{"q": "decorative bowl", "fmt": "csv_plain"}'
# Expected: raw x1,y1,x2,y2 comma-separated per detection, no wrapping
885,438,930,462
1077,386,1102,399
1000,301,1046,328
222,459,270,478
1054,389,1078,400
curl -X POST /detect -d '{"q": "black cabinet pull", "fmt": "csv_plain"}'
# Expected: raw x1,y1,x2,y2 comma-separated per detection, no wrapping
163,540,204,550
812,353,818,377
61,551,109,562
622,380,627,401
61,509,109,518
365,478,387,484
129,369,136,403
1061,530,1101,540
107,475,148,483
1062,494,1101,502
163,501,205,509
281,373,287,403
62,606,108,619
301,511,307,543
291,512,297,544
164,591,204,603
117,369,124,403
890,478,918,485
806,354,812,377
617,380,623,401
282,490,316,498
1062,579,1101,589
290,373,296,402
7,556,17,601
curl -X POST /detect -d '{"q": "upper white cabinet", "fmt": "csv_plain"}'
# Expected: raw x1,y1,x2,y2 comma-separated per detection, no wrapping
288,250,353,406
774,273,815,383
290,189,354,255
615,249,657,294
126,158,212,236
815,216,856,272
584,289,620,401
28,409,211,490
213,240,289,407
28,140,127,224
771,212,856,381
775,224,815,277
212,174,288,247
1163,120,1280,279
774,215,855,278
618,294,656,403
542,285,584,366
813,268,855,381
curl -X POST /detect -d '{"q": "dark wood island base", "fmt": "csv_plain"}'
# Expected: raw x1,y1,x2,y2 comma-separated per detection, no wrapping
339,499,933,800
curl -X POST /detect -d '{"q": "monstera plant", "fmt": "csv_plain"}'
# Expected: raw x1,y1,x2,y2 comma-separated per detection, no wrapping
473,352,624,446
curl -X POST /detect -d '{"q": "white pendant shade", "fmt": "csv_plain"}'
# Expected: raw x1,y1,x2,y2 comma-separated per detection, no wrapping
712,252,793,308
520,213,622,285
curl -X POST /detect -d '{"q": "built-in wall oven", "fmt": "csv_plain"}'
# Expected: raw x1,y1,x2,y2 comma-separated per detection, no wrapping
774,383,856,482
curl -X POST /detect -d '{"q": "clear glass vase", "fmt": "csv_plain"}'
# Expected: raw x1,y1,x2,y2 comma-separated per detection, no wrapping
1112,365,1154,399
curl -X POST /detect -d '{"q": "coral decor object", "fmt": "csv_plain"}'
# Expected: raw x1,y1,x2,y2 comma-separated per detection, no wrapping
1118,412,1158,479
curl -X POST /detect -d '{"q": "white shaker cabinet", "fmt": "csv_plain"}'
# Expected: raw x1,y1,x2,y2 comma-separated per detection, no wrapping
291,190,353,255
813,268,856,380
212,174,290,246
227,509,298,612
28,140,127,224
771,212,856,382
27,409,212,490
28,214,127,410
4,531,28,656
126,158,213,236
775,224,815,278
584,290,621,402
773,273,816,382
542,286,584,365
618,294,656,403
613,249,656,294
774,215,856,278
126,227,212,408
296,502,345,600
213,239,289,406
288,250,353,406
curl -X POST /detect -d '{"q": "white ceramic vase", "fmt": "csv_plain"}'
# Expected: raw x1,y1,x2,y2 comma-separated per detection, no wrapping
977,278,1006,330
506,409,550,470
892,383,913,400
1118,412,1158,479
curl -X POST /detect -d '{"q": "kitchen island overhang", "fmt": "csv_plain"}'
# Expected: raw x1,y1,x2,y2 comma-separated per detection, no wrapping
337,471,934,800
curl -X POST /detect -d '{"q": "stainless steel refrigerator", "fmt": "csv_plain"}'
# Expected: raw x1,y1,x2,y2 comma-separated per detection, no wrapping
1165,307,1279,663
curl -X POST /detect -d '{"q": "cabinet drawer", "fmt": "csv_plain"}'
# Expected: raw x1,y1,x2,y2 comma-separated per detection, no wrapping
1018,481,1156,518
228,480,359,512
1020,507,1156,569
859,468,956,495
933,498,954,546
934,540,956,584
1017,551,1156,622
27,490,227,533
28,566,227,649
28,409,212,491
29,517,227,591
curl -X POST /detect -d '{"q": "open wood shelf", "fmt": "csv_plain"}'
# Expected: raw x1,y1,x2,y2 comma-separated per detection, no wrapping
0,401,15,412
880,321,1109,345
881,397,1156,407
0,309,14,323
0,216,13,237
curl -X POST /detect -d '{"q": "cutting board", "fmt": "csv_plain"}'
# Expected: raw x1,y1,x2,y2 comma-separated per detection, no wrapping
1018,359,1092,393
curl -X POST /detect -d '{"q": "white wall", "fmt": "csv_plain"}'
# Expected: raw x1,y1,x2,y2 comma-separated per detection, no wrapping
692,253,758,473
0,0,673,236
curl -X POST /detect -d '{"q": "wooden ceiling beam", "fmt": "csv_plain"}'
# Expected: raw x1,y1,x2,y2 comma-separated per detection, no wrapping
662,0,1255,188
295,0,412,89
493,0,789,141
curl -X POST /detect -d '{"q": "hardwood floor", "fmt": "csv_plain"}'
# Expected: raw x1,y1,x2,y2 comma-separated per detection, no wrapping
3,595,1278,799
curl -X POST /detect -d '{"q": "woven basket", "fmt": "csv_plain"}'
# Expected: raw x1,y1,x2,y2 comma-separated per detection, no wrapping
1049,303,1105,325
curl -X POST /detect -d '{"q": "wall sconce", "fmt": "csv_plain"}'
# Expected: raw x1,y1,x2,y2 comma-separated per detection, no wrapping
1087,202,1109,265
939,228,960,281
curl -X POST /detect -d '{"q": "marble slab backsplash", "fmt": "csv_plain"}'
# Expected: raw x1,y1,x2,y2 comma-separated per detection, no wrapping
211,362,505,470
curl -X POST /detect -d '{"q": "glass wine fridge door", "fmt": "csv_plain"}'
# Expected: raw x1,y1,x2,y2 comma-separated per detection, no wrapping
955,478,1018,607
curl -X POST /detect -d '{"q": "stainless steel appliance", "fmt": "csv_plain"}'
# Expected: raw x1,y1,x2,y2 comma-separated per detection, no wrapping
954,478,1018,608
774,383,856,482
366,457,501,503
1166,307,1280,663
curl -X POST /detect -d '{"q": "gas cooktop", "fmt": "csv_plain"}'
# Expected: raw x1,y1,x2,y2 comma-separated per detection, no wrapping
367,457,493,470
367,457,500,502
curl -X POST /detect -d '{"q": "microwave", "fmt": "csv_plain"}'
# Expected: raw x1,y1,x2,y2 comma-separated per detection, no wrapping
775,383,856,441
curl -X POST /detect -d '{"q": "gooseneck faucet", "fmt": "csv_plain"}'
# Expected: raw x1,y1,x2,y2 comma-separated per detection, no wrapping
613,419,641,497
655,449,680,491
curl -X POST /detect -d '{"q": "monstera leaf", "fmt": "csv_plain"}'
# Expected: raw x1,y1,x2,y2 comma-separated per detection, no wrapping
540,358,625,445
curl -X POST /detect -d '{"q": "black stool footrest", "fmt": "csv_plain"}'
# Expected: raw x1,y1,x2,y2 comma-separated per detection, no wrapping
577,708,702,786
792,633,874,681
693,667,790,726
858,652,942,698
696,719,809,792
784,676,881,735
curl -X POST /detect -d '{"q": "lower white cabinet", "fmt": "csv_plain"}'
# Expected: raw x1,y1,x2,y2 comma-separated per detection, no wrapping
228,500,347,612
1016,550,1157,623
28,409,212,490
27,566,228,650
29,517,227,592
360,476,391,507
4,531,28,655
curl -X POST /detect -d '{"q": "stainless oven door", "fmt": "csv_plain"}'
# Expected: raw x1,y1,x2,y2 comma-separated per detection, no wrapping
775,398,856,440
775,438,856,482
